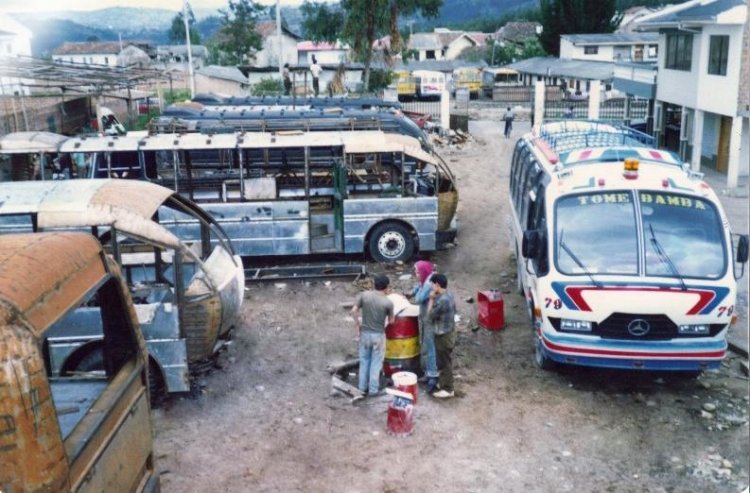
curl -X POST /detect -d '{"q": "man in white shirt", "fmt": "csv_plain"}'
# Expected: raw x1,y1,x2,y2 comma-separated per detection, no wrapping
310,56,322,96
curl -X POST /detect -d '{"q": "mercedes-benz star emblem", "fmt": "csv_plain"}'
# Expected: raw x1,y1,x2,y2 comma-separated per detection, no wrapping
627,319,650,337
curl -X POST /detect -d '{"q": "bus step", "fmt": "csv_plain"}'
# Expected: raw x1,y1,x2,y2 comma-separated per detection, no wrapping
245,264,366,283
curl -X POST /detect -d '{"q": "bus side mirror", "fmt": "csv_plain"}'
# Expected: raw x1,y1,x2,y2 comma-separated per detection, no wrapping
737,234,749,263
522,230,539,259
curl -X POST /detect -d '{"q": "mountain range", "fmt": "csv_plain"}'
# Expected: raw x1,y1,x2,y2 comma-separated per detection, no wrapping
9,1,533,57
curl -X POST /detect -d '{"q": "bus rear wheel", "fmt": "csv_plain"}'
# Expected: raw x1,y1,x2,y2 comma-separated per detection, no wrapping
369,222,415,263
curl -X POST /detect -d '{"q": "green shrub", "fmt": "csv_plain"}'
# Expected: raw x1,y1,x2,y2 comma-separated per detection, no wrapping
252,77,283,96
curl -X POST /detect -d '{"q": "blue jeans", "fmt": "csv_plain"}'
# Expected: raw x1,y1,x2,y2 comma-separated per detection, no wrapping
419,315,439,378
358,331,386,394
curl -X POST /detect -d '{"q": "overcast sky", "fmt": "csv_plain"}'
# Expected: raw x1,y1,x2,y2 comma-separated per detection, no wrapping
0,0,301,13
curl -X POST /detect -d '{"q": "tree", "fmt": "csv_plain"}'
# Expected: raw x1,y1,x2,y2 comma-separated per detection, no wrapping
168,8,202,45
300,2,345,42
387,0,441,54
215,0,265,65
539,0,621,56
301,0,442,91
459,37,545,66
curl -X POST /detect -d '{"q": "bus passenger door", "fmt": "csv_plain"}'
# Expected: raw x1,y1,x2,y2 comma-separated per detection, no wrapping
309,161,346,254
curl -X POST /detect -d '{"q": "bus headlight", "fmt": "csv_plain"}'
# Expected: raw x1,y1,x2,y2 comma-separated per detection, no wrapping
560,319,593,332
678,324,709,335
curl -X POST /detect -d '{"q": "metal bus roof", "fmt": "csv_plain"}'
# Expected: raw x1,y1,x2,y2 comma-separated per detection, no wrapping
0,232,110,334
0,180,184,249
0,131,68,154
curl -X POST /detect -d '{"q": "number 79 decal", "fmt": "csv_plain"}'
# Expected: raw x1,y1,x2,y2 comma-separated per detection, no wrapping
717,306,734,317
545,298,563,310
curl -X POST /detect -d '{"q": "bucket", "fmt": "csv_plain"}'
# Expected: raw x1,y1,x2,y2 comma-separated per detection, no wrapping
386,397,414,437
384,294,420,376
392,371,418,404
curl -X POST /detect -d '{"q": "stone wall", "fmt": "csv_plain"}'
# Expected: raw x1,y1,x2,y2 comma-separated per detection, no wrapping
739,17,750,117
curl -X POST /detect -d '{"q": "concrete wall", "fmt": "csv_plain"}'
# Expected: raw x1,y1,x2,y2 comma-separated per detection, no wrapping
561,41,658,63
255,34,299,68
298,49,348,65
445,37,475,60
194,75,247,97
657,24,743,117
53,54,118,66
696,24,743,116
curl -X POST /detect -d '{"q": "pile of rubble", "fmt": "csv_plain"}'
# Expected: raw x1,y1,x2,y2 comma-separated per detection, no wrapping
430,128,473,148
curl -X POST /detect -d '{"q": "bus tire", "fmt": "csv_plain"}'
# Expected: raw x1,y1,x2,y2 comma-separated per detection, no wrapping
515,247,524,295
534,336,556,371
61,342,104,376
368,222,415,263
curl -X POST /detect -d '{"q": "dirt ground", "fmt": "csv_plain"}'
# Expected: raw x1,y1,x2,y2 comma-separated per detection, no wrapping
153,112,750,493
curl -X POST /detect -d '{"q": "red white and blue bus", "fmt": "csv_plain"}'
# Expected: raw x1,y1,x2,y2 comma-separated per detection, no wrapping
509,121,748,373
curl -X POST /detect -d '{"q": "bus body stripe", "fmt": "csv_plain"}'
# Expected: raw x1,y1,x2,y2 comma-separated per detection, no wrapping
550,282,730,315
540,334,725,359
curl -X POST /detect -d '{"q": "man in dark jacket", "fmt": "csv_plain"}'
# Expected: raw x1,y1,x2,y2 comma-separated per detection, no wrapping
427,273,456,398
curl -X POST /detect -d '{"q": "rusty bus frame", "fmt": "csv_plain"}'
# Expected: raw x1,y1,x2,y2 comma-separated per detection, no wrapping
0,179,245,401
0,232,159,492
0,130,458,263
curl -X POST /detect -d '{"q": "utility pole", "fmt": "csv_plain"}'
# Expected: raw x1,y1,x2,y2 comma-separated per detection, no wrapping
276,0,283,80
183,0,195,98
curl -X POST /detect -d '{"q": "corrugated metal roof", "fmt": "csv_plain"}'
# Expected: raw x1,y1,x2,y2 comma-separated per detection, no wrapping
394,59,487,73
638,0,746,26
507,57,615,80
561,33,659,45
196,65,248,84
408,33,442,50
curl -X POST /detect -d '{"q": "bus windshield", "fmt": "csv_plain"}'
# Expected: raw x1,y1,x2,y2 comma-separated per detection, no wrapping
555,191,726,279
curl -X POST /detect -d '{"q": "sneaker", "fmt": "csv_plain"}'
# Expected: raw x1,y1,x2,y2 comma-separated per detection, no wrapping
431,389,454,399
425,378,438,394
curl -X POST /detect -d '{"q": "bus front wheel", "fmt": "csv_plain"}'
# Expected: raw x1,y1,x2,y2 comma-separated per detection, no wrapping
369,222,415,263
534,336,556,371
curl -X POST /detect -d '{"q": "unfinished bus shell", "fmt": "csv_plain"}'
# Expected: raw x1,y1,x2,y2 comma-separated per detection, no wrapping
0,232,159,492
0,179,245,399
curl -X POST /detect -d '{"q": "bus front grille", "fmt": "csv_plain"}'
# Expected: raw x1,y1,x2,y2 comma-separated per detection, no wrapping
549,314,725,340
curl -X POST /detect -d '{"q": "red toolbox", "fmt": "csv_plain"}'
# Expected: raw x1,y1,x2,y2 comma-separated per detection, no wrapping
477,290,505,331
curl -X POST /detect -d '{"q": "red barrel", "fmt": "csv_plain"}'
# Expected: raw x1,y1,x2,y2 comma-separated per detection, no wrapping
384,294,420,376
477,290,505,331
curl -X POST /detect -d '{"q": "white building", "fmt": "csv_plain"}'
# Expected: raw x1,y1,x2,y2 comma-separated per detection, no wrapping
560,33,660,63
407,29,489,62
296,41,348,66
253,20,300,68
0,13,33,95
52,41,152,68
639,0,749,188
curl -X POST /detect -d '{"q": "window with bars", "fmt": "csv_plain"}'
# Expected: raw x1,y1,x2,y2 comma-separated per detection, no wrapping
708,35,729,76
665,33,692,71
584,46,599,55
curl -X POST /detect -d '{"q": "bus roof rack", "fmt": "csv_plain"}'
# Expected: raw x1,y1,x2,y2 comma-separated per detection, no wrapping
559,146,683,168
534,120,655,155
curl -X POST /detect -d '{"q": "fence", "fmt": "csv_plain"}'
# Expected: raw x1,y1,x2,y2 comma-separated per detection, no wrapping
400,101,442,119
492,85,564,105
544,97,650,123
